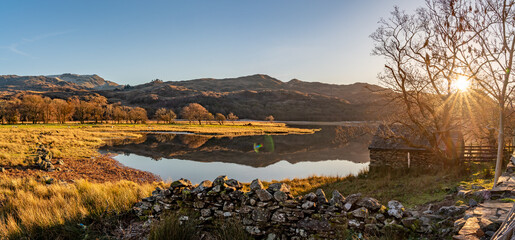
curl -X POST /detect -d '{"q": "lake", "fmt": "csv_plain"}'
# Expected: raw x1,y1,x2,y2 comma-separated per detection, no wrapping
99,125,372,183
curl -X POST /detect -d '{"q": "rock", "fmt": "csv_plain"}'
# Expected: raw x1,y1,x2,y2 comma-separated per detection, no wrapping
223,212,232,217
374,213,386,222
0,167,4,172
255,189,273,202
471,185,485,190
469,199,478,207
345,193,362,205
364,223,380,234
273,191,288,202
57,160,65,165
438,205,466,216
246,226,262,235
271,212,286,223
170,178,192,189
343,202,353,211
251,208,271,222
266,233,277,240
457,190,472,197
357,197,382,211
267,183,290,193
304,192,317,201
315,189,328,204
454,218,467,232
192,180,212,193
302,201,316,209
401,217,419,230
226,179,242,189
153,204,161,213
250,179,264,191
348,219,361,228
387,200,405,219
458,217,484,237
212,185,223,193
351,207,369,219
200,209,211,217
329,190,345,207
213,175,228,186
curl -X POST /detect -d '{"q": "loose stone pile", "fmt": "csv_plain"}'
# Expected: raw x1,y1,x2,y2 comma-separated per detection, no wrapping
133,175,453,239
33,144,63,172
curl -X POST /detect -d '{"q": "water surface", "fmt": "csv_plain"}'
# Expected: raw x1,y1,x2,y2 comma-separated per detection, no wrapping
100,125,371,183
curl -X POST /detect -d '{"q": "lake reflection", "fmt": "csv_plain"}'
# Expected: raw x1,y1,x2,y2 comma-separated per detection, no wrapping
100,126,372,183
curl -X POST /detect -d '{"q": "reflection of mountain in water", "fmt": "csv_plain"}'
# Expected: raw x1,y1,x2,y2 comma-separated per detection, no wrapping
100,126,372,167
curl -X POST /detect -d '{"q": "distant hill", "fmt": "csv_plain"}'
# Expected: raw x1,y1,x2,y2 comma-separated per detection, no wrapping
101,74,393,121
0,73,394,121
0,74,119,92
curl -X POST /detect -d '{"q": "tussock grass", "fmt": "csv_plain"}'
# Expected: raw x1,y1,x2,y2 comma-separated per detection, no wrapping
0,176,164,239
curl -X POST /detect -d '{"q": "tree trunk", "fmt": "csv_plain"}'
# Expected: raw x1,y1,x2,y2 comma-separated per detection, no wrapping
494,107,505,187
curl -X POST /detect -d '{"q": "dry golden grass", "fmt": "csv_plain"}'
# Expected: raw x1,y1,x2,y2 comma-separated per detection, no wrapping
0,122,315,166
0,176,164,239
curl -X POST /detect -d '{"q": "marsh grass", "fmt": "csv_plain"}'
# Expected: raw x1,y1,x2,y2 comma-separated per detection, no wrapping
0,176,164,239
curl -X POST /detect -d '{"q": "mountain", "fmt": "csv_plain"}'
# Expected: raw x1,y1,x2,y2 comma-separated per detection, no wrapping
0,74,119,92
0,73,394,121
47,74,119,90
100,74,393,121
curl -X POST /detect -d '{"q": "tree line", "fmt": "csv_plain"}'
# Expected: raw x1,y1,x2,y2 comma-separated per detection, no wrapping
0,94,239,125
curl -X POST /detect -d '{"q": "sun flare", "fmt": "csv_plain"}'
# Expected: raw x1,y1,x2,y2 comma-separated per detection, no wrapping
454,76,470,92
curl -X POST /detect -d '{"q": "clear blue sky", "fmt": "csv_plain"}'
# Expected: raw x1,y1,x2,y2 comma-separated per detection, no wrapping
0,0,423,85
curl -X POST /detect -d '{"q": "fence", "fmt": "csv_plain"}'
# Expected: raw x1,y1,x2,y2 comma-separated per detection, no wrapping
460,145,515,162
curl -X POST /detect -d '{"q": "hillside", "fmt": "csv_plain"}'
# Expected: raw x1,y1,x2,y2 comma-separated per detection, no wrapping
0,74,119,92
0,73,394,121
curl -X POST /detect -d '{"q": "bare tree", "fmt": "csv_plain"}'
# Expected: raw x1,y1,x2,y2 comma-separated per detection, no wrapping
180,103,211,125
53,99,75,124
227,112,238,124
265,115,275,123
155,108,177,124
215,113,226,125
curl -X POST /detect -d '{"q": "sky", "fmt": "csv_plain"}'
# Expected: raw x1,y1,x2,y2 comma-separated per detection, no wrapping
0,0,424,86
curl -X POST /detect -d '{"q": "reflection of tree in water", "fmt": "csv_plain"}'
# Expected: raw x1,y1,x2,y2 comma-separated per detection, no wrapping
180,135,211,148
154,134,177,143
332,126,374,145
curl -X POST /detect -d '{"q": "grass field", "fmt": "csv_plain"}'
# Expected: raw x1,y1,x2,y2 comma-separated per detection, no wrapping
0,122,316,166
0,122,496,239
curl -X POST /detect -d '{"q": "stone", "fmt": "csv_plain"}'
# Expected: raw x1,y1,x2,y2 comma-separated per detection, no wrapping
356,197,382,211
250,179,264,191
225,179,242,189
273,191,288,202
170,178,192,189
255,189,273,202
57,160,65,165
271,212,286,223
245,226,262,235
304,192,317,201
387,200,405,219
267,183,290,193
302,201,316,209
457,190,472,197
192,180,212,193
329,190,345,207
375,213,386,222
266,233,277,240
212,185,223,193
401,217,419,229
351,207,369,219
458,217,484,237
469,199,478,207
345,193,362,205
213,175,228,186
315,189,328,204
454,218,467,232
438,205,466,216
223,212,232,217
348,219,361,229
193,201,205,209
343,202,353,211
0,167,5,172
251,208,271,222
153,204,161,213
364,223,380,234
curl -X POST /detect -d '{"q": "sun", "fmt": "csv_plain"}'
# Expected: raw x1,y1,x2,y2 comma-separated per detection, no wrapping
453,76,470,92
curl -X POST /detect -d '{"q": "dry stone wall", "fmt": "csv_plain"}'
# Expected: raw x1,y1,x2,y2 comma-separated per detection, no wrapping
133,175,444,239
